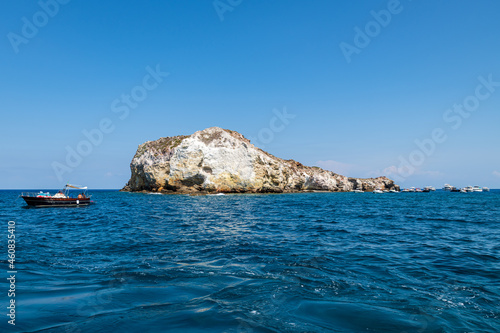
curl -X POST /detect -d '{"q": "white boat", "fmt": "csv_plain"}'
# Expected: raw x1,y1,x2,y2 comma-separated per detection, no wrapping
373,189,383,194
464,186,473,192
443,184,453,191
444,184,460,192
389,189,398,193
460,188,467,193
472,186,483,192
483,187,490,192
353,189,364,193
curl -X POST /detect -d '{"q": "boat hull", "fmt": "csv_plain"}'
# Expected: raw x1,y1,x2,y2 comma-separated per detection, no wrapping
22,196,91,207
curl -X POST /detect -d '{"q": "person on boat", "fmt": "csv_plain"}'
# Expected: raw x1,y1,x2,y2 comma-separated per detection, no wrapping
77,193,85,199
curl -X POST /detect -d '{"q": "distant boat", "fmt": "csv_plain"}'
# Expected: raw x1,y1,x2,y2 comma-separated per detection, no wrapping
460,188,467,193
483,187,490,192
472,186,483,192
373,189,383,194
464,186,474,192
389,189,398,193
444,184,460,192
444,184,461,192
443,184,453,191
352,189,364,193
21,184,92,207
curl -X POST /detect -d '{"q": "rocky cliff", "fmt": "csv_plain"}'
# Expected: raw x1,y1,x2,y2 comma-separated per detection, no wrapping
121,127,399,193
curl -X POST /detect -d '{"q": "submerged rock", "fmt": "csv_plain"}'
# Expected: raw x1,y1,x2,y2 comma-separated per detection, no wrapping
121,127,399,193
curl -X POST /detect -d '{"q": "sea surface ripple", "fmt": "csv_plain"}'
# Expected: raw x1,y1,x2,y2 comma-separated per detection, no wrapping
1,190,499,332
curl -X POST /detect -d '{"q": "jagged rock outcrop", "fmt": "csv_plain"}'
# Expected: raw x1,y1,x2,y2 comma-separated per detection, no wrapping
121,127,399,193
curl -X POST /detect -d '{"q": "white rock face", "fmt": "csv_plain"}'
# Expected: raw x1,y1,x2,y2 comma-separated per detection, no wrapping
169,129,256,190
123,127,399,193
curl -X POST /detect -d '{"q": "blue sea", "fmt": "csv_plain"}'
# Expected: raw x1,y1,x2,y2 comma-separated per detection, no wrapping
1,190,499,332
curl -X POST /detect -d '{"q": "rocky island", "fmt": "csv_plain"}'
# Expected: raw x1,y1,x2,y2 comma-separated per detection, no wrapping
121,127,399,194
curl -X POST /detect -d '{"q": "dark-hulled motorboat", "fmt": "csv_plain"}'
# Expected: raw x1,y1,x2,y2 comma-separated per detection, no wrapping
21,184,93,207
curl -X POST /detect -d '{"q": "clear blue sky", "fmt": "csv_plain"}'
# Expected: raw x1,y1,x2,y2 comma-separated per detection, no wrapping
1,0,499,189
